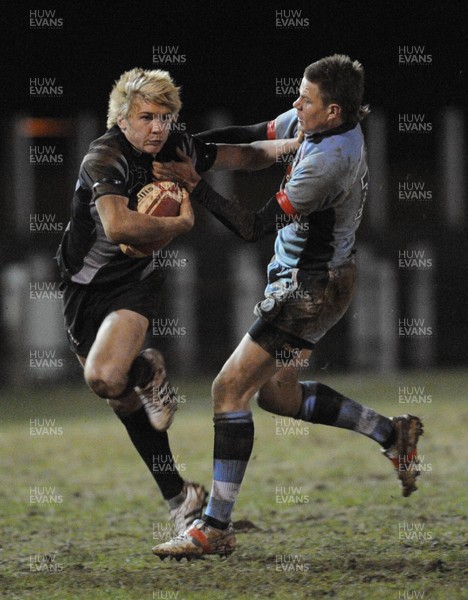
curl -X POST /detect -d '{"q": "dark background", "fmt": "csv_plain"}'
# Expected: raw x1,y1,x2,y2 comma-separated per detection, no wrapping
4,1,465,117
1,1,466,382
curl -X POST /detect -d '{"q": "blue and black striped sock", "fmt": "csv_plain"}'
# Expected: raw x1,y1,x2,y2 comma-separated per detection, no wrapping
203,411,254,530
297,382,395,447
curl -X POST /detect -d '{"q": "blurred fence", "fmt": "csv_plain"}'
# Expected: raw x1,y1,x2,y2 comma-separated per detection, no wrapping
0,108,466,385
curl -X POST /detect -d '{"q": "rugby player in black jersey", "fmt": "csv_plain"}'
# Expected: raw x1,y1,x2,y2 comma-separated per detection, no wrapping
57,67,301,535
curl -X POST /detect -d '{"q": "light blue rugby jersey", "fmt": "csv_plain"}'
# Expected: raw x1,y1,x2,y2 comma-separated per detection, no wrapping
267,108,369,288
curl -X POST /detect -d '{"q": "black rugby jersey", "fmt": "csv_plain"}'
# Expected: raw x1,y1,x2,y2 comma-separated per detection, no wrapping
56,126,216,286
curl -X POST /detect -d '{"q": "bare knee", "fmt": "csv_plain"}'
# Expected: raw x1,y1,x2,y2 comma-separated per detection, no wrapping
212,371,233,409
212,370,247,412
84,360,128,399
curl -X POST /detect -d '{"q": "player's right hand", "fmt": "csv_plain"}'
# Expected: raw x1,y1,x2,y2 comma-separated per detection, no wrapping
153,148,201,193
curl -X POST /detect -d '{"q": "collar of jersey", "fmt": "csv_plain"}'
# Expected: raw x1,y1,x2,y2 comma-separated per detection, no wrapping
305,121,357,143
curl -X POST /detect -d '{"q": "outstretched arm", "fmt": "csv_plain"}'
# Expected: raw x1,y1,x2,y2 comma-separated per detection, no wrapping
153,150,288,242
190,179,285,242
212,136,302,171
194,121,270,144
194,109,298,145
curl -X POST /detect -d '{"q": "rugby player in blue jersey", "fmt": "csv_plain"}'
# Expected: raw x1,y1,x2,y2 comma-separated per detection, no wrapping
152,55,423,560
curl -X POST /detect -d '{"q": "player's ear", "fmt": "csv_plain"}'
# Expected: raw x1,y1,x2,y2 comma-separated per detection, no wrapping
328,104,342,119
117,115,128,131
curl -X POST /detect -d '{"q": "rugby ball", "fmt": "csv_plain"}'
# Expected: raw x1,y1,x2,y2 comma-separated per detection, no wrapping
120,181,183,258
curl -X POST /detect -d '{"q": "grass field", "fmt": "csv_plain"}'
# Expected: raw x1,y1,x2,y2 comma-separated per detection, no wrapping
1,370,467,599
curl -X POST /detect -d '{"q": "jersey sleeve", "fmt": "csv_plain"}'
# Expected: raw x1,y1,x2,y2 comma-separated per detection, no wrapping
194,122,269,143
283,152,338,215
194,111,297,144
266,108,299,140
179,134,217,172
191,179,283,242
79,143,129,201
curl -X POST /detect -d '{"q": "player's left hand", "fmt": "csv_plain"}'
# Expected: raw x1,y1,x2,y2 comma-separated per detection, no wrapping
153,148,201,193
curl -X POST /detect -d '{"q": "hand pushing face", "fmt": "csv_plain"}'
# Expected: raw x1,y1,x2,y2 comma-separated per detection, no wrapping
153,148,201,193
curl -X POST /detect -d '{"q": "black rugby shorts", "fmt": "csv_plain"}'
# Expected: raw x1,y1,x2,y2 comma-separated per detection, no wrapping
60,271,165,357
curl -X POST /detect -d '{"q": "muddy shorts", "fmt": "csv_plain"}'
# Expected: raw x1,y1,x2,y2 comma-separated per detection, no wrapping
248,260,357,358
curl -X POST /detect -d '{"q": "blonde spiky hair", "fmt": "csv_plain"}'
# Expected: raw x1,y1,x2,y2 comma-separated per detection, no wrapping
107,67,182,129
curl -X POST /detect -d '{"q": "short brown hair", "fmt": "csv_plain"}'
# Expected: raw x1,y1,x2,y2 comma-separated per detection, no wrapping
304,54,370,123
